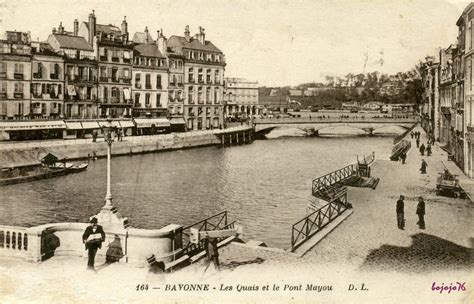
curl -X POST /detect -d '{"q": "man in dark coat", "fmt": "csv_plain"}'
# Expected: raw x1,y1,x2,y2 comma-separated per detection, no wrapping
205,237,220,271
416,138,420,148
420,159,428,174
400,151,407,164
416,196,426,229
419,144,425,156
426,144,432,156
396,195,405,229
82,217,106,270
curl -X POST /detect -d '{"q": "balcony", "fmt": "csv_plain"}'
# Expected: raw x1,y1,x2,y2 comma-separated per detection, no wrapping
188,112,195,117
198,77,204,83
111,57,120,62
100,55,108,61
189,78,195,83
14,93,24,99
123,58,131,64
145,103,151,108
32,107,43,114
50,94,60,99
50,73,59,80
14,73,24,80
177,82,183,87
33,73,42,79
111,78,119,83
99,76,109,82
121,78,131,84
145,84,152,89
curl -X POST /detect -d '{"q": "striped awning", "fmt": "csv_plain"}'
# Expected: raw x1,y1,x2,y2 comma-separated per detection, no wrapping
119,120,134,128
98,121,121,128
65,122,83,130
169,117,186,125
0,120,66,131
134,118,170,128
81,121,100,129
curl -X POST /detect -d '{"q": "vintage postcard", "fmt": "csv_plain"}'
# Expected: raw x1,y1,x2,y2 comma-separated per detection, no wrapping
0,0,473,303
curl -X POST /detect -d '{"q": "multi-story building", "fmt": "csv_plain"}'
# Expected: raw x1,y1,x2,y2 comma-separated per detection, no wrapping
78,11,133,118
457,3,474,177
439,46,455,146
30,40,64,119
0,31,31,120
167,50,185,117
168,26,225,130
47,20,98,119
132,29,168,118
223,77,259,118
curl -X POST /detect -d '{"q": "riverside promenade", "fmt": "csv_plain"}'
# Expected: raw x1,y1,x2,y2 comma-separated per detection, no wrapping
1,126,473,304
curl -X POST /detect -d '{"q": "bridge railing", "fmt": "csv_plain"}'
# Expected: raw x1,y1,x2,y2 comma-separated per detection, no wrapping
255,116,417,124
291,188,349,252
312,164,357,197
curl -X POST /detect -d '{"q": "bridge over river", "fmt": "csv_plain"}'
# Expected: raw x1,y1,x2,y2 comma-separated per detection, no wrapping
254,117,418,136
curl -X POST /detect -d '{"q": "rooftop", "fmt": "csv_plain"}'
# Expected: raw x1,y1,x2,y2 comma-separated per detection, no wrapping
133,43,165,58
168,35,222,53
51,34,93,51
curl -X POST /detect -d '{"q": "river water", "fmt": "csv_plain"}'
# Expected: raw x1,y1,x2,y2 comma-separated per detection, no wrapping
0,132,397,249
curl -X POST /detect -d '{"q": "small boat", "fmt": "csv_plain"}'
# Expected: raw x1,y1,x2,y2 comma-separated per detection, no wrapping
0,166,69,186
69,163,88,173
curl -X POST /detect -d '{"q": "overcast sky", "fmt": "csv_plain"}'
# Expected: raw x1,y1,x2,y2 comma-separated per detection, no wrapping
0,0,469,86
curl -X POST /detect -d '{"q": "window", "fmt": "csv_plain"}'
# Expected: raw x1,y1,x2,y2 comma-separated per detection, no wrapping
206,87,211,104
156,93,161,106
178,61,183,69
135,73,141,88
103,87,108,101
198,68,203,83
14,82,24,93
214,89,218,104
206,69,211,83
123,69,130,79
189,68,194,82
188,86,194,104
156,75,162,89
145,93,150,105
0,62,6,78
215,70,220,84
135,93,140,104
112,68,118,81
145,74,151,89
198,86,203,104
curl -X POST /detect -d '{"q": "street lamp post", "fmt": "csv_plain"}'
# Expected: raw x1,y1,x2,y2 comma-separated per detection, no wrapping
94,117,129,229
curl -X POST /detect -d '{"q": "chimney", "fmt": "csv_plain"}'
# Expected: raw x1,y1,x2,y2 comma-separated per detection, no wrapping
73,19,79,36
184,25,190,41
121,16,128,41
198,26,205,44
157,30,167,55
88,10,96,46
144,26,149,43
58,22,64,34
52,27,57,34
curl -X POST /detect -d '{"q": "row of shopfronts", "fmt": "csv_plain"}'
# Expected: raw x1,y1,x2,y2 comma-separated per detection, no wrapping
0,117,186,141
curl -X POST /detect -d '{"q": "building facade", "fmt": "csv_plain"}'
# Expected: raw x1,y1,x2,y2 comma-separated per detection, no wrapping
132,31,168,118
30,41,64,119
223,77,259,118
168,26,225,130
78,11,133,118
47,23,98,119
0,31,32,120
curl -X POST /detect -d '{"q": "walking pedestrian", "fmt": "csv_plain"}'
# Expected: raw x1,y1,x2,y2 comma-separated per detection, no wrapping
416,138,420,148
410,131,414,139
396,195,405,230
400,151,407,164
82,217,105,271
426,144,432,156
419,143,426,156
205,237,220,271
416,196,426,229
420,159,428,174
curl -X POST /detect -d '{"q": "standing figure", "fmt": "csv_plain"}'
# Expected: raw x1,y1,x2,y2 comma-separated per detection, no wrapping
82,217,106,270
205,237,220,271
420,159,428,174
416,138,420,148
426,144,432,156
396,195,405,230
400,151,407,164
416,196,426,229
410,131,414,139
419,144,425,156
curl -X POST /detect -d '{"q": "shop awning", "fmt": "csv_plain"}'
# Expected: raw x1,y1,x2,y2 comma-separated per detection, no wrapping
134,118,171,128
98,121,121,128
170,117,186,125
119,120,134,128
81,121,100,129
0,120,66,131
65,122,83,130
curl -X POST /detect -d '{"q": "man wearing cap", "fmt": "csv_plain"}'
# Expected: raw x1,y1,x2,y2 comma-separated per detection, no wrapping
396,195,405,229
82,217,106,270
416,196,426,229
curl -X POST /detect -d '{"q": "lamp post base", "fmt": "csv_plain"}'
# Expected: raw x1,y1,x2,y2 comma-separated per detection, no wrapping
93,204,130,229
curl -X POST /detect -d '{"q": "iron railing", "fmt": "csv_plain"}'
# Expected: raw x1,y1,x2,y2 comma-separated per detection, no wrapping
181,211,234,257
291,188,349,251
312,164,357,197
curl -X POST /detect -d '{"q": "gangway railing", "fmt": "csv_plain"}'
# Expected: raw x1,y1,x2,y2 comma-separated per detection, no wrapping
312,164,357,197
181,211,235,256
291,188,350,252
